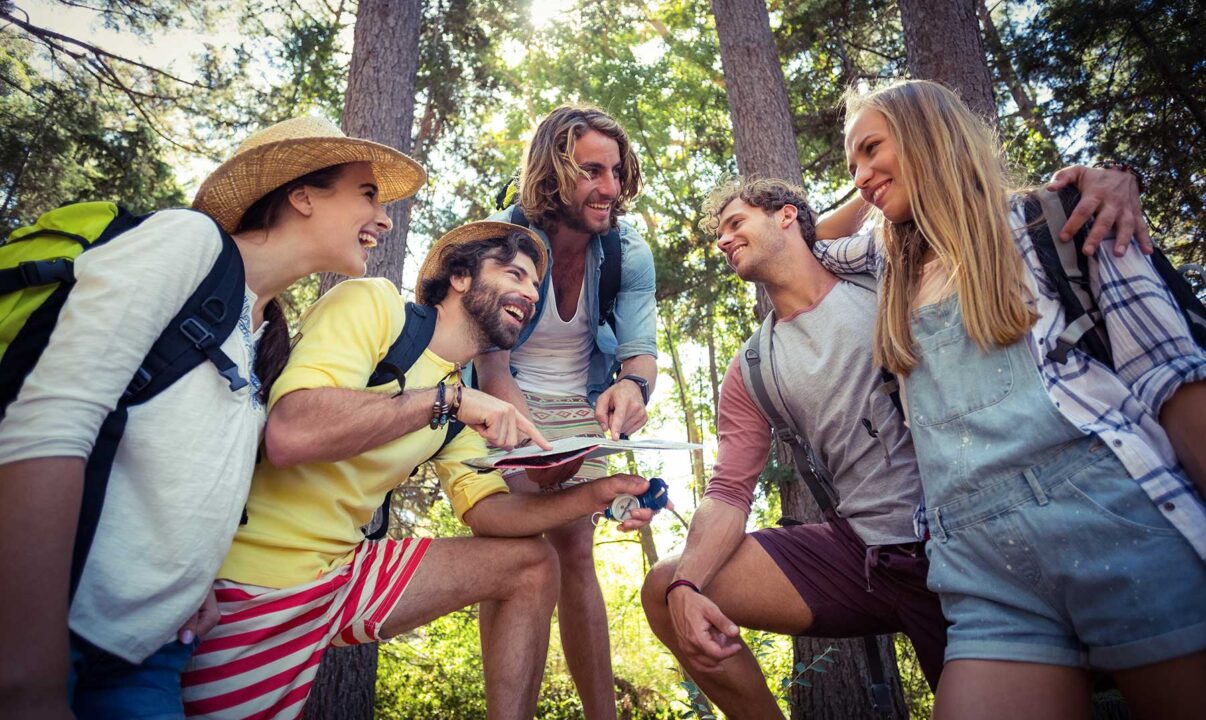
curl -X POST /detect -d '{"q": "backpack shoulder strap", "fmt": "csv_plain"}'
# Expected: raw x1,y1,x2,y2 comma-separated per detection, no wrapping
738,316,840,519
73,213,247,598
1025,188,1114,367
509,204,530,228
363,420,467,540
369,302,438,389
597,227,622,331
123,220,249,403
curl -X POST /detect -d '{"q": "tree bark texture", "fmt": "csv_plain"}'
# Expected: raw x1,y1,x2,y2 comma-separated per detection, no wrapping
305,2,423,719
301,643,379,720
898,0,998,125
711,0,907,717
318,0,424,296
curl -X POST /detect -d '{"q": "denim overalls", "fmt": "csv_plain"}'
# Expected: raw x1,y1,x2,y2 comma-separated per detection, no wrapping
906,294,1206,670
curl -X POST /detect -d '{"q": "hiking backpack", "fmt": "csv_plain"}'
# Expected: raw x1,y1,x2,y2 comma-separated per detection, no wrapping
360,301,466,540
737,272,899,717
1024,186,1206,367
0,201,248,597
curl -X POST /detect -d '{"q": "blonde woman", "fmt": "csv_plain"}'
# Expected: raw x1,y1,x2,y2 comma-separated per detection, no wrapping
0,117,422,719
816,79,1206,719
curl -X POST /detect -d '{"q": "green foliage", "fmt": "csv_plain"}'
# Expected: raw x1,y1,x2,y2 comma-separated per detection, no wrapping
0,33,185,235
1007,0,1206,260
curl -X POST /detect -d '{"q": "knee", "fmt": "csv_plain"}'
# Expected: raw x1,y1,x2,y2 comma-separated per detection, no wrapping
512,537,560,600
640,556,680,627
549,524,596,574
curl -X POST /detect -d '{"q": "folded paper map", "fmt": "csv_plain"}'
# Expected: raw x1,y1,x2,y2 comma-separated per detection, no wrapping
466,435,702,471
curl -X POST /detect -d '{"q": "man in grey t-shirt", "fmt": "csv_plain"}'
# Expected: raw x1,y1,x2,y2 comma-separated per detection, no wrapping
639,178,944,718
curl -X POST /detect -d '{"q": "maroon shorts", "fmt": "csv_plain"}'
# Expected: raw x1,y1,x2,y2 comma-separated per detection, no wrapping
752,519,946,689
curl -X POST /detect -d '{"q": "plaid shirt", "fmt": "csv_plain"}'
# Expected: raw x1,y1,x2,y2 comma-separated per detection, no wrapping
814,206,1206,558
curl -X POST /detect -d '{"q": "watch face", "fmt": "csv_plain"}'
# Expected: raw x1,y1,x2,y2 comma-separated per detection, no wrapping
610,494,640,522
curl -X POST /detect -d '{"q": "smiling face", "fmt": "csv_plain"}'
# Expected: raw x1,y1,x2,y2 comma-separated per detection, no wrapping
845,109,911,223
303,161,392,277
560,130,622,235
459,251,542,350
714,199,792,283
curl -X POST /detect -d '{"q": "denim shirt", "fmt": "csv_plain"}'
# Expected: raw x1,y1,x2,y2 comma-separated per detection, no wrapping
486,207,659,404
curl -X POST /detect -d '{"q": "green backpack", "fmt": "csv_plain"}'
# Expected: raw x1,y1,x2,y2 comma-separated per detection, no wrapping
0,201,247,597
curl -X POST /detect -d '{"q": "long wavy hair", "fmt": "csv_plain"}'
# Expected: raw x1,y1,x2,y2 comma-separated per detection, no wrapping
518,104,641,232
845,80,1036,376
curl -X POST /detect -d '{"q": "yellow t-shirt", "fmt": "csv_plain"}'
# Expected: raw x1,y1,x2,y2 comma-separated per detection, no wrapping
219,278,509,588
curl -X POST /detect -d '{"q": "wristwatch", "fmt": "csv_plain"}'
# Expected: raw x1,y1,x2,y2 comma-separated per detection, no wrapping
619,374,649,405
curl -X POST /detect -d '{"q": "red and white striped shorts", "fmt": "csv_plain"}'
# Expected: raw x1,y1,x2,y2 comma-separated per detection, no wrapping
182,537,429,719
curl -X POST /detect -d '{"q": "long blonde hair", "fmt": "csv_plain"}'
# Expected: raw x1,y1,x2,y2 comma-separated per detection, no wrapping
846,80,1036,375
518,104,641,232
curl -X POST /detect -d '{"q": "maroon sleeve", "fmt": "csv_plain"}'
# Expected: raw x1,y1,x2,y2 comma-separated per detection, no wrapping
704,355,772,513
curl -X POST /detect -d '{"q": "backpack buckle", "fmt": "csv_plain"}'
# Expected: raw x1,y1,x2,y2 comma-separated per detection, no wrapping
124,367,152,399
19,258,73,287
1046,336,1075,364
180,317,215,348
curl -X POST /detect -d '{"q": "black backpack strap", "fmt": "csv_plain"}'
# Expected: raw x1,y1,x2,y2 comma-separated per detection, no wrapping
863,635,893,716
1026,188,1114,368
123,225,249,403
364,420,466,540
361,302,444,539
369,303,439,390
71,215,247,598
598,228,622,332
740,318,840,520
1152,256,1206,350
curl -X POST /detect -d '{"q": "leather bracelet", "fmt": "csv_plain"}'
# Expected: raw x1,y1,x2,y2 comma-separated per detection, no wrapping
430,382,450,429
1093,159,1146,194
665,579,701,602
449,384,464,421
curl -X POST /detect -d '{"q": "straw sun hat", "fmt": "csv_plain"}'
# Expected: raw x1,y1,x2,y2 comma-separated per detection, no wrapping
193,116,426,233
415,221,548,305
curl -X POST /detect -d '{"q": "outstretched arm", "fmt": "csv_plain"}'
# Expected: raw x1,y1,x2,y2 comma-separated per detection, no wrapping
462,473,650,536
1047,164,1149,256
265,384,548,466
665,498,747,670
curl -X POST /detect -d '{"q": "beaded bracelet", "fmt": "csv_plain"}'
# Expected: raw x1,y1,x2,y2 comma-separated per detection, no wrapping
1093,159,1146,194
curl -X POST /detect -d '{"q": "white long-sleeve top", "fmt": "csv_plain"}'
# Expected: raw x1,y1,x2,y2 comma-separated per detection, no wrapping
0,209,266,662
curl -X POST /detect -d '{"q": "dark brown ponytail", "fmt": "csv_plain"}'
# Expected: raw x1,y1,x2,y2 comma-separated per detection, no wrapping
255,297,291,403
236,163,350,402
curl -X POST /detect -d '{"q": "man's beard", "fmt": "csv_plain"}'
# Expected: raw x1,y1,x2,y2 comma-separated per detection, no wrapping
462,278,533,350
560,197,612,235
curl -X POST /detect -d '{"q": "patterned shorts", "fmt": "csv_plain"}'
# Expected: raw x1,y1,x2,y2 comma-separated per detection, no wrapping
503,391,608,488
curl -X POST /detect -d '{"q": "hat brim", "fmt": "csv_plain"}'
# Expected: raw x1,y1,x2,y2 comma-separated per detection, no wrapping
193,136,426,233
415,221,548,305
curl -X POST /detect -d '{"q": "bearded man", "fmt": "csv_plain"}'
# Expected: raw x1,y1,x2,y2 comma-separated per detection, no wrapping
476,105,659,718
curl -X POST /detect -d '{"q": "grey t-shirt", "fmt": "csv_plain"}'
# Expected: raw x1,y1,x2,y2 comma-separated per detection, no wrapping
734,278,922,545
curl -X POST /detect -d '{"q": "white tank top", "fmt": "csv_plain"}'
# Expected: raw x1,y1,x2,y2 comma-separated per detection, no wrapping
510,274,593,396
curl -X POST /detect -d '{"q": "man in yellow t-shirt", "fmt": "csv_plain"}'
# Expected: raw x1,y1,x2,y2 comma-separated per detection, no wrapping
181,222,654,720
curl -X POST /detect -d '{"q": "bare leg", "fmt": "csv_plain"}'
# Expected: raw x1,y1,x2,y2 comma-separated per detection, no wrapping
546,514,615,719
1112,651,1206,720
933,659,1091,720
379,535,559,720
641,537,815,720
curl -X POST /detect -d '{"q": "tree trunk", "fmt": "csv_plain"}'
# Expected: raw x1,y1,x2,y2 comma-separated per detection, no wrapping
318,0,424,297
662,309,708,503
975,0,1059,162
304,2,423,718
898,0,998,125
712,0,908,717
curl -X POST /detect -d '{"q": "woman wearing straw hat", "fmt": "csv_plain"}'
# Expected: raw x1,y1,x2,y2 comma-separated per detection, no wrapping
0,116,423,720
